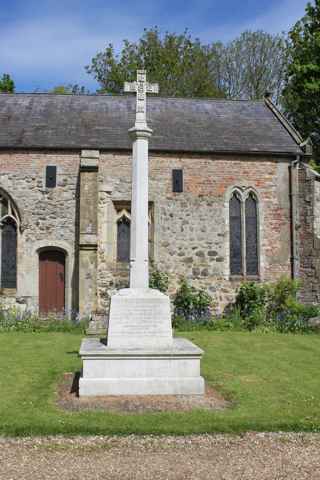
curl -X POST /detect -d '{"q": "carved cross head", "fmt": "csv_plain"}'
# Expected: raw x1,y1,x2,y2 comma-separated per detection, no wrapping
124,70,159,128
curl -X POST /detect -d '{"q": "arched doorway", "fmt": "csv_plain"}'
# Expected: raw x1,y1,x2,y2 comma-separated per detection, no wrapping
39,250,65,315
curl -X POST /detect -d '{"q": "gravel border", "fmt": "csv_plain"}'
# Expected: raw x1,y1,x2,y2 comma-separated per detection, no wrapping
1,433,320,479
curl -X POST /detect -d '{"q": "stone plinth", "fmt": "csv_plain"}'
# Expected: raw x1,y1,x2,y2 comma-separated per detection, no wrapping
79,337,204,396
79,288,205,396
107,288,172,348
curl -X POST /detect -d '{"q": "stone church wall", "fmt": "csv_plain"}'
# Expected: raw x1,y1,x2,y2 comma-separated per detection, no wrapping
298,166,320,304
0,149,296,317
97,152,292,314
0,150,80,313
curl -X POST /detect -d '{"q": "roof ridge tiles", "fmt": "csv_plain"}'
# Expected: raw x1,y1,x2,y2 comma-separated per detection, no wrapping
0,92,265,103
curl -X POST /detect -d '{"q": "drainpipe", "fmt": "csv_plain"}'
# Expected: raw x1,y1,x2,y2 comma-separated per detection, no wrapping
289,154,300,279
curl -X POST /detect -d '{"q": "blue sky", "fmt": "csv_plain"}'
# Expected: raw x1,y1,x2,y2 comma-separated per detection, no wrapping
0,0,308,92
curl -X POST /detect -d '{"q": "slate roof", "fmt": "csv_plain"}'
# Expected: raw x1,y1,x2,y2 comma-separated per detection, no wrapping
0,93,302,154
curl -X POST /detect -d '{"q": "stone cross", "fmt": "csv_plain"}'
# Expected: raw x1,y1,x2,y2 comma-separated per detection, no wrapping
124,70,159,128
124,70,159,289
80,72,204,398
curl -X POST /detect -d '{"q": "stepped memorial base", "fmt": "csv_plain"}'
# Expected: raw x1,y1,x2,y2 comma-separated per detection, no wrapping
79,288,204,396
79,337,205,396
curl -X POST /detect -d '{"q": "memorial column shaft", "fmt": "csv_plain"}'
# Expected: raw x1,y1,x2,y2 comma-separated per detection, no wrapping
129,128,151,289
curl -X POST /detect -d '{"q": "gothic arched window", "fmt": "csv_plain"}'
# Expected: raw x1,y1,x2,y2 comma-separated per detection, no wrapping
0,193,19,289
229,192,243,275
229,189,259,277
245,193,258,276
117,215,131,263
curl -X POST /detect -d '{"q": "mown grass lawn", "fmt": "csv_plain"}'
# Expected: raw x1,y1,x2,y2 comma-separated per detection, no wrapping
0,331,320,436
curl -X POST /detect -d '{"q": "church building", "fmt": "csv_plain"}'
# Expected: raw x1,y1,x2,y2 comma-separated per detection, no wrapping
0,92,319,320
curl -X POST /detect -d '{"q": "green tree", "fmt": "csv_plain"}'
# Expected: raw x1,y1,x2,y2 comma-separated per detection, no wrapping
50,84,89,94
0,74,15,93
211,31,288,103
283,0,320,162
86,27,225,98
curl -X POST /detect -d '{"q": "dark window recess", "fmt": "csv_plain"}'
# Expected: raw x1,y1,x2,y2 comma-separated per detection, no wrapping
245,194,258,276
1,219,17,289
172,169,183,193
229,194,243,275
117,217,130,262
46,166,57,188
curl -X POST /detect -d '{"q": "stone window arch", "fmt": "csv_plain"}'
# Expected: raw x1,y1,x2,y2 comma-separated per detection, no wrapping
0,191,20,290
229,188,259,277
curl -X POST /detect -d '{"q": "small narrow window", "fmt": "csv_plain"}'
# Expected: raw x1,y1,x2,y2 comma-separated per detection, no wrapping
1,198,8,217
245,194,258,276
46,166,57,188
1,218,17,288
229,193,242,275
172,169,183,193
117,216,130,262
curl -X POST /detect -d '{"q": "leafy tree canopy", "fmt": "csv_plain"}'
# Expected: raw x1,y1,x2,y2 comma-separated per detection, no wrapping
283,0,320,162
50,84,89,94
0,74,15,93
86,27,225,98
212,31,288,103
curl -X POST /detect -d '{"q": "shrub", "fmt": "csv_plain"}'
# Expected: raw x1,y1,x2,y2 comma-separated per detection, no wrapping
235,281,269,318
241,305,268,331
268,277,300,318
211,308,244,331
173,276,320,333
172,315,210,330
266,278,310,333
173,307,244,332
298,303,320,319
234,277,319,333
149,268,169,293
270,297,319,333
173,279,213,324
0,306,88,333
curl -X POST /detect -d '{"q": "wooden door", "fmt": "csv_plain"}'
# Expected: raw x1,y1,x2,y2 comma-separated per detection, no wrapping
39,250,65,315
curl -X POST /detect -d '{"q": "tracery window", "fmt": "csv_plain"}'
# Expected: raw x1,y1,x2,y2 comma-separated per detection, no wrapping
0,193,19,289
229,190,259,277
116,211,131,263
245,194,259,276
229,192,243,275
114,203,154,264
